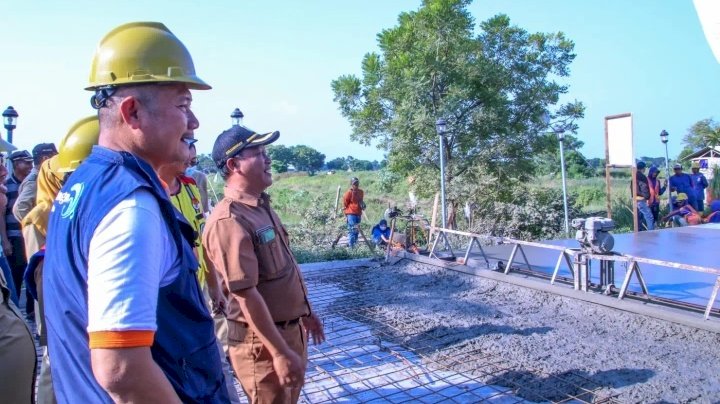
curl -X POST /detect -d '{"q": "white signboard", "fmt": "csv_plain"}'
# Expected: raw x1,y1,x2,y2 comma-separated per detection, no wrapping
695,0,720,64
605,114,634,167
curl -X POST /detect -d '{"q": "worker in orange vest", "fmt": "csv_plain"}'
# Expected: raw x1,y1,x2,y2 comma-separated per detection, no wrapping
647,166,667,224
343,177,365,247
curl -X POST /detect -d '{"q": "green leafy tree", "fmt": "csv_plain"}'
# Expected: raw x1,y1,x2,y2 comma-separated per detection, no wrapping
349,158,374,171
535,133,594,178
326,157,347,170
684,118,720,151
195,153,216,173
290,145,325,175
331,0,584,226
267,145,294,173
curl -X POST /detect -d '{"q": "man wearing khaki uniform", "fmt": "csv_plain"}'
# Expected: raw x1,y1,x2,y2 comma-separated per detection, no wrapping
204,125,325,403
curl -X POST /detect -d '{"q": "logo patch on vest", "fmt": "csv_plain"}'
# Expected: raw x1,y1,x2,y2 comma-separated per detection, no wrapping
56,183,84,219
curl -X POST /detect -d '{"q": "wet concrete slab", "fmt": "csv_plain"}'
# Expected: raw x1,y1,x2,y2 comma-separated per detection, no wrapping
461,224,720,309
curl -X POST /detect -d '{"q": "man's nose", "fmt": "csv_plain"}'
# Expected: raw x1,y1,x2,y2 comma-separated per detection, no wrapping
187,110,200,130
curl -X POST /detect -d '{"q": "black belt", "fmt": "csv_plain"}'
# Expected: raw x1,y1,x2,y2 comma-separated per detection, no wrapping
237,318,301,329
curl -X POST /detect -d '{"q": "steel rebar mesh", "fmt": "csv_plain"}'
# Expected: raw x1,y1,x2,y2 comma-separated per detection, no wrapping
299,265,619,403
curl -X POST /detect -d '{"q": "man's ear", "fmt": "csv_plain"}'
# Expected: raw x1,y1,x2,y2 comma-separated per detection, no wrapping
118,96,141,130
225,158,240,174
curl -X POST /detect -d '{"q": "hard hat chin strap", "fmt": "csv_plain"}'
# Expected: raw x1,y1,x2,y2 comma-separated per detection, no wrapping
90,86,118,110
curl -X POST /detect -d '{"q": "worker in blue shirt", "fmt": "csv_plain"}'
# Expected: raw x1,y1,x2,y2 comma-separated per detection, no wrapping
690,161,709,211
704,200,720,223
371,219,391,246
669,163,696,210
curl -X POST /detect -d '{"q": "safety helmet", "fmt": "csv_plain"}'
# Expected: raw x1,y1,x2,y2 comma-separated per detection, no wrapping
691,161,700,169
56,116,100,173
676,193,688,201
86,22,210,91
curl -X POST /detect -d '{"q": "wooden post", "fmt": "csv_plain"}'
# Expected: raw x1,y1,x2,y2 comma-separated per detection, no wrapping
631,166,639,232
333,185,341,218
605,165,612,219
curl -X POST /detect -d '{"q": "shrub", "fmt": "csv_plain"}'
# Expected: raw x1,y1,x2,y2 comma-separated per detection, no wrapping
283,193,376,263
469,187,580,240
573,187,605,209
378,168,402,193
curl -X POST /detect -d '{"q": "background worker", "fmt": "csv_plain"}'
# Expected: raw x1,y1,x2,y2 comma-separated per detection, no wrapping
186,143,211,213
371,219,391,246
157,142,242,404
690,161,708,212
669,163,696,211
204,125,325,404
0,251,36,404
663,193,700,227
43,22,227,403
704,200,720,223
13,143,58,223
647,166,666,225
23,116,99,404
6,150,34,319
632,161,654,231
343,177,365,247
0,155,18,306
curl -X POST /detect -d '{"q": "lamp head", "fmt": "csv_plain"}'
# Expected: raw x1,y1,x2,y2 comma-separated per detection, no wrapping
2,106,18,130
435,118,447,135
660,129,669,144
230,107,244,127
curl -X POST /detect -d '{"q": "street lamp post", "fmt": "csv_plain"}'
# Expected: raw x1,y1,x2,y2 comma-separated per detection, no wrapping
230,108,244,127
435,118,447,229
542,112,570,236
2,106,18,144
660,130,670,181
557,130,570,237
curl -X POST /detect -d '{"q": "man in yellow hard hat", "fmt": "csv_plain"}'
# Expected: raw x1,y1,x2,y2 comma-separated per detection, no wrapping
21,116,98,404
690,161,708,212
43,22,229,403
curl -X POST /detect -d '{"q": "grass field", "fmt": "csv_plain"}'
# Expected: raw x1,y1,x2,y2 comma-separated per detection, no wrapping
206,170,672,262
208,170,637,228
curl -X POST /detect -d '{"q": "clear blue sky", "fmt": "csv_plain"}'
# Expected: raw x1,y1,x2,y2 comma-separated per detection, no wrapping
1,0,717,162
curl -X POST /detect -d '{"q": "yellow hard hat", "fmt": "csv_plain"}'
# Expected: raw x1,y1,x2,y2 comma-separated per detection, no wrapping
56,116,100,173
676,193,688,201
691,161,700,169
86,22,210,91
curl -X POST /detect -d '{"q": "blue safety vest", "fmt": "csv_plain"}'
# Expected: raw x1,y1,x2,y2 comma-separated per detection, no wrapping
44,146,228,403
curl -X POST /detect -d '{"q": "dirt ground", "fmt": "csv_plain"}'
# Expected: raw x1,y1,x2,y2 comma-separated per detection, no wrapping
324,259,720,403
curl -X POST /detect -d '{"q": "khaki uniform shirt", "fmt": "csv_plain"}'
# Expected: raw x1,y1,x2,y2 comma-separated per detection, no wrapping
203,187,310,323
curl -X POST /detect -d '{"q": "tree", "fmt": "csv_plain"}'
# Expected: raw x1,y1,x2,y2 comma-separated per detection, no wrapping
535,133,594,178
684,118,720,151
195,153,216,173
267,145,294,173
326,157,347,170
351,159,374,171
290,145,325,175
332,0,584,227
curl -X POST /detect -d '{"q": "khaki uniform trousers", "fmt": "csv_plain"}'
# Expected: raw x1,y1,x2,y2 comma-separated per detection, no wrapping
0,295,36,404
229,322,307,404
